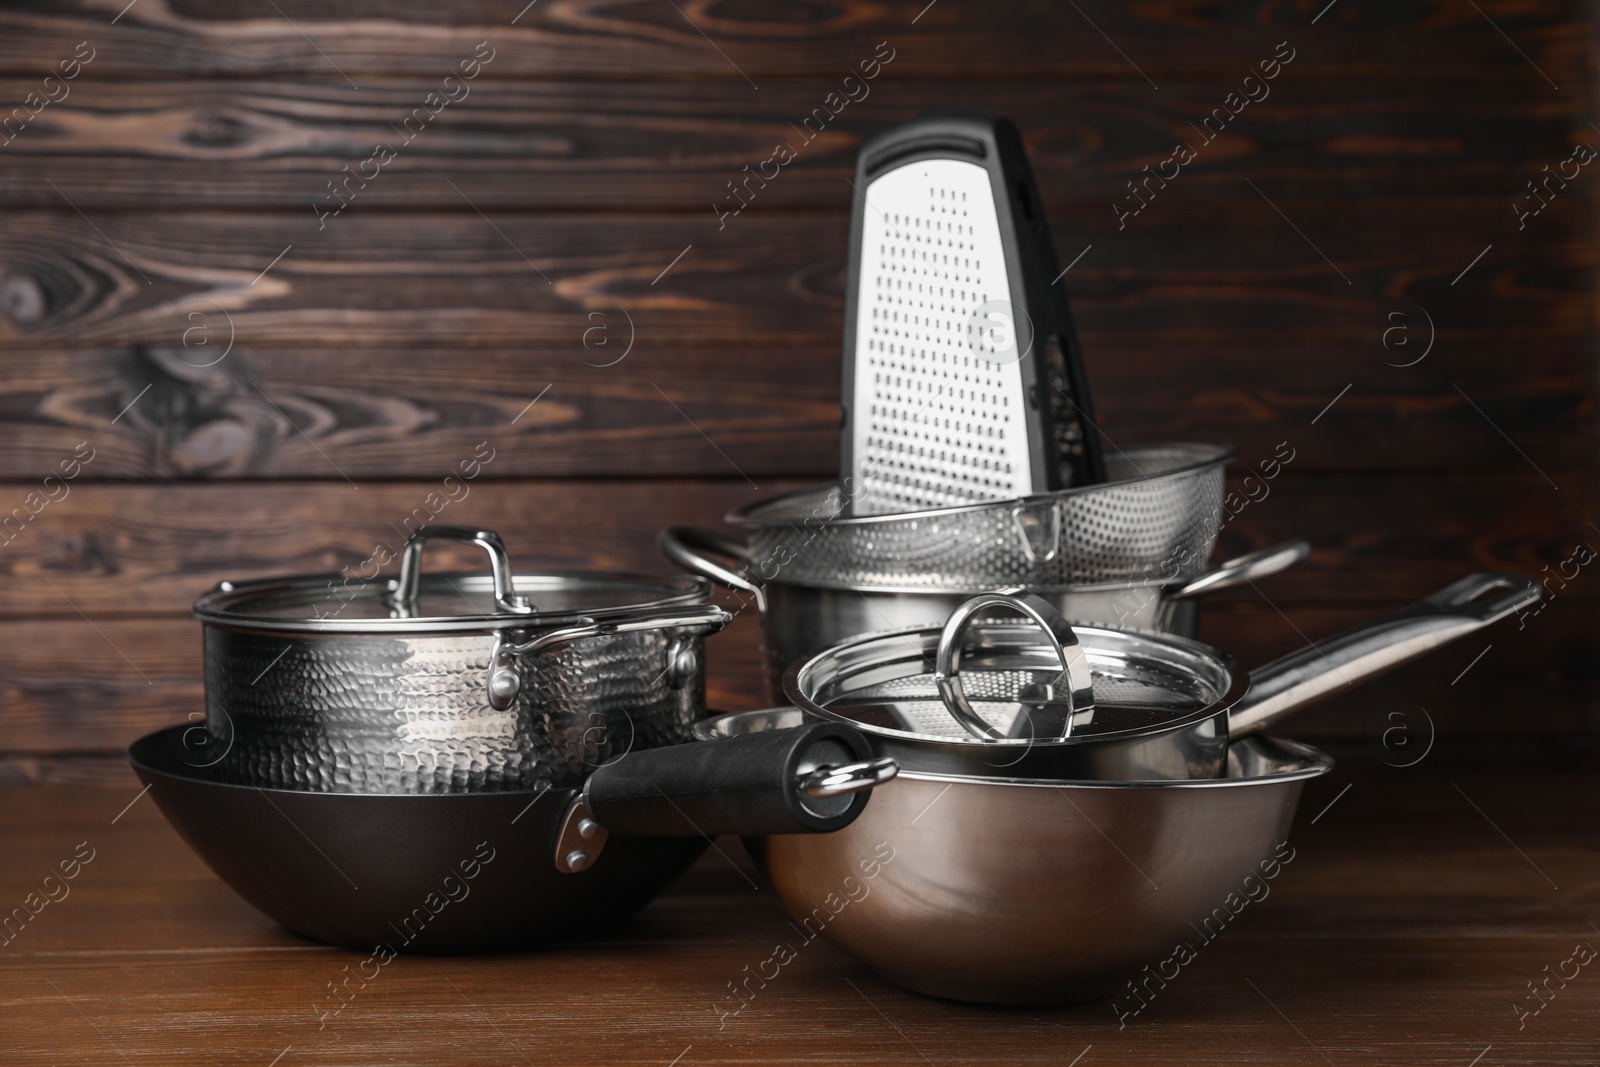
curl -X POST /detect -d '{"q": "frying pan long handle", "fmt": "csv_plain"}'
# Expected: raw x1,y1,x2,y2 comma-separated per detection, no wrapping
1228,572,1540,738
583,723,894,838
1169,540,1311,599
659,527,766,610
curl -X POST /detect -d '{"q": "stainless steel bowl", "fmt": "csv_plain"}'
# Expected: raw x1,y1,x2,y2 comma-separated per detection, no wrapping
699,707,1331,1004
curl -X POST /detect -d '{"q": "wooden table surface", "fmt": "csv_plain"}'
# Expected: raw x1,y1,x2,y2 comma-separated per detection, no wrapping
3,760,1597,1067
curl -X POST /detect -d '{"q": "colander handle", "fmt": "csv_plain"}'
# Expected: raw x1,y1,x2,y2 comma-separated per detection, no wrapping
1170,540,1311,599
933,592,1095,742
1008,498,1062,564
1229,572,1541,738
659,527,766,610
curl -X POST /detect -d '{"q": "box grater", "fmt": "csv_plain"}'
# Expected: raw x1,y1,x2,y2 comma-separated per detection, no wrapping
838,110,1105,515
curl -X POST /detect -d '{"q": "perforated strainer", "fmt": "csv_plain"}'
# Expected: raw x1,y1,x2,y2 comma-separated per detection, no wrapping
839,110,1104,515
732,443,1229,590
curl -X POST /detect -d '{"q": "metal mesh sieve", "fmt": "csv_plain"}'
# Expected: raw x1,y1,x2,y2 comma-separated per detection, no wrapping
732,444,1230,589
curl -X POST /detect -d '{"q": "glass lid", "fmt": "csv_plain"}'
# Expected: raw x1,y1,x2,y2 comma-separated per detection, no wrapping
787,622,1242,748
194,526,707,634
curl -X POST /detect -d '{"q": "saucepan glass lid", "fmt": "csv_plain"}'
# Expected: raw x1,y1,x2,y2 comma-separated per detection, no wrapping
195,526,708,634
788,622,1239,747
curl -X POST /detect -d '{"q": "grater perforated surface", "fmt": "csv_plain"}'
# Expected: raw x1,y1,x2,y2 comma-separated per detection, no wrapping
850,158,1036,514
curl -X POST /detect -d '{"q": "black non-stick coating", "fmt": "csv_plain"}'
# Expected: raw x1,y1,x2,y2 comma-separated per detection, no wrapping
129,726,707,952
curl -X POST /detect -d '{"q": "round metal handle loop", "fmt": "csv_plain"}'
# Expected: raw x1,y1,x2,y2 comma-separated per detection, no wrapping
932,593,1095,742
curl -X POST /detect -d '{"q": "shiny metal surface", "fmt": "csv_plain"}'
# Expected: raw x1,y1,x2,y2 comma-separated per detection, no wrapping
660,528,1305,700
204,622,719,794
394,526,534,615
786,622,1236,781
1229,572,1540,736
198,526,730,794
783,573,1539,781
933,592,1095,741
730,445,1231,589
798,757,900,798
554,796,608,874
1168,540,1310,598
698,707,1329,1004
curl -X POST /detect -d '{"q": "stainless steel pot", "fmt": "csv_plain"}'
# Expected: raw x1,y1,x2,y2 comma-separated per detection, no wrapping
699,706,1330,1004
783,573,1539,781
661,525,1308,699
192,525,731,794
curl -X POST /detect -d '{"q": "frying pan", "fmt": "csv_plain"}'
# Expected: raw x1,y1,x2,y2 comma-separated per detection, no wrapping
700,706,1332,1004
783,572,1540,781
130,721,894,952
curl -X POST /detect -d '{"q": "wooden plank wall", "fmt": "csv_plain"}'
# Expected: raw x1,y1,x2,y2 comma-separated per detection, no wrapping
0,0,1594,782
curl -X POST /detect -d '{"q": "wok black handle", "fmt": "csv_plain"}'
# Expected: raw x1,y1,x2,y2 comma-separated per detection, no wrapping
584,723,892,837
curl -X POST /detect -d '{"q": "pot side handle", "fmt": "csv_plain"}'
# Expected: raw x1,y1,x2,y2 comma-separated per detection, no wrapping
1228,572,1540,738
507,603,732,658
659,527,766,610
582,723,896,841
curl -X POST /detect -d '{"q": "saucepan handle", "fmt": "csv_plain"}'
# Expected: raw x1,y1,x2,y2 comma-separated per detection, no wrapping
1169,540,1311,599
484,603,731,710
392,525,534,616
1228,572,1540,738
582,723,894,838
507,603,732,658
659,527,766,609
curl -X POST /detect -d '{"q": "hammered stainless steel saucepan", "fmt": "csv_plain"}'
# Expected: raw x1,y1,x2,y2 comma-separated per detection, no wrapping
784,573,1540,782
661,526,1308,699
194,525,733,794
699,706,1330,1004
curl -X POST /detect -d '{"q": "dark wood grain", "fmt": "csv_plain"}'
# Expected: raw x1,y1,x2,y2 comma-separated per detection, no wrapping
0,205,1587,354
2,597,1592,783
0,340,1591,479
1,767,1596,1064
0,77,1586,209
0,471,1590,778
0,475,1590,618
0,0,1593,778
0,480,795,615
0,0,1589,79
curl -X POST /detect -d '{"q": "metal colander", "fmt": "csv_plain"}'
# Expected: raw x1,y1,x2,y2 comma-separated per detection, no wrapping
732,444,1230,590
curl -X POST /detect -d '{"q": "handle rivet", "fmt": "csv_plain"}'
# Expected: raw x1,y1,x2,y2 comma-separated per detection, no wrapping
576,817,601,840
564,850,591,872
487,667,521,709
666,638,699,690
